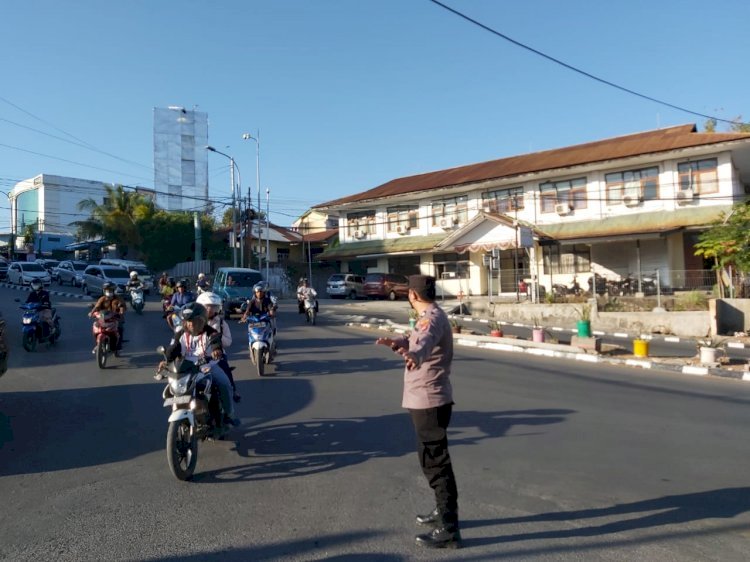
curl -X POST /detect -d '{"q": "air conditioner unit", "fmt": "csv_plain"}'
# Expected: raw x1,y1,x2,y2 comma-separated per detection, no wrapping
396,225,409,235
676,189,694,204
622,194,641,207
353,230,366,239
439,218,451,229
555,203,572,215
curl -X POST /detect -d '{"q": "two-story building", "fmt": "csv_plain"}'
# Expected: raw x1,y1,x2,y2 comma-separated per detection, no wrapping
314,124,750,298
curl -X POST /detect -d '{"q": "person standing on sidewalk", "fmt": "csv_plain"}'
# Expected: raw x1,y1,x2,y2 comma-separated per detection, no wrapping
375,274,460,549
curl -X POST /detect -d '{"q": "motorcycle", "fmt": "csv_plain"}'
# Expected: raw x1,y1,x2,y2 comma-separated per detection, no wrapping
243,312,276,377
91,310,120,369
156,345,229,481
130,286,145,314
20,302,61,352
302,295,317,325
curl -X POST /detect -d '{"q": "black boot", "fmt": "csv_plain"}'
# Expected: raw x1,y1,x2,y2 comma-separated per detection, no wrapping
415,507,440,526
415,524,461,549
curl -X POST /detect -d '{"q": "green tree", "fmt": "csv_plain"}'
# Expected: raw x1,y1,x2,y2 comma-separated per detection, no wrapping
730,116,750,133
73,184,155,258
694,204,750,297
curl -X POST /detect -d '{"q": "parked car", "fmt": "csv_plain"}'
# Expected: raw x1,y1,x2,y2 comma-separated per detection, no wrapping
35,259,59,273
6,262,52,286
0,258,8,280
326,273,365,299
53,260,89,287
81,265,131,297
363,272,410,300
212,267,264,317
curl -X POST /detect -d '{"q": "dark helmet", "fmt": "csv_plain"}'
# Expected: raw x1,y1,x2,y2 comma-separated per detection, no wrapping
175,280,184,289
180,302,207,334
253,282,268,295
30,279,43,291
102,281,116,296
167,276,175,286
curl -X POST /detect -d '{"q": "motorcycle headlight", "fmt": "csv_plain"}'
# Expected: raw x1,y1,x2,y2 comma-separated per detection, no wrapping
22,317,33,325
170,374,191,396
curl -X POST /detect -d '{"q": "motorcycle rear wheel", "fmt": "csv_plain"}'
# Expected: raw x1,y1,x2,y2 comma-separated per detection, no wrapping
96,341,108,369
166,419,198,481
22,332,36,352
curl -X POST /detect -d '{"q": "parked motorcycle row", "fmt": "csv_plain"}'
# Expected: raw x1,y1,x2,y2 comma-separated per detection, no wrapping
550,274,659,298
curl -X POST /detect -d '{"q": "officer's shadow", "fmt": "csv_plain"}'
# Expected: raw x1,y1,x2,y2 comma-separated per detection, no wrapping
196,408,574,483
462,486,750,548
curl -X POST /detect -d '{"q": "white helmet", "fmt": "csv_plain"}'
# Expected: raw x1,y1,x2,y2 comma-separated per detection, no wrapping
196,291,223,308
129,271,138,279
198,272,205,279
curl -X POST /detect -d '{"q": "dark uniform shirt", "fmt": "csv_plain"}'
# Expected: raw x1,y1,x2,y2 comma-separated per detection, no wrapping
392,302,454,409
26,290,51,308
247,296,274,317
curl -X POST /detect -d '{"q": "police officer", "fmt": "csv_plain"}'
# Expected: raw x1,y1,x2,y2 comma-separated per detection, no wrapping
376,274,460,549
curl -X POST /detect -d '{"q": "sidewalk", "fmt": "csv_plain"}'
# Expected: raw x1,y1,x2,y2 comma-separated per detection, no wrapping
336,297,750,383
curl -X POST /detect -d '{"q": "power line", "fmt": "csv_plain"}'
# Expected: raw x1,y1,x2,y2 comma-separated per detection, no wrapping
0,116,154,172
426,0,749,127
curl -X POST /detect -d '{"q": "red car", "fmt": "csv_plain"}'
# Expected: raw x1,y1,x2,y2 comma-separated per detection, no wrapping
364,273,410,300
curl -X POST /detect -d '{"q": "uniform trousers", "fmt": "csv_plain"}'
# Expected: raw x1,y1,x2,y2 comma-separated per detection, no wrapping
409,403,458,518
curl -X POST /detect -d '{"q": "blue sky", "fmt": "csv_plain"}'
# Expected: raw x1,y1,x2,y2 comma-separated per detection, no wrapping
1,0,748,228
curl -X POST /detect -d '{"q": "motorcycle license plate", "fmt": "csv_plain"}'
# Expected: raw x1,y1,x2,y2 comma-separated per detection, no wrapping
163,395,191,407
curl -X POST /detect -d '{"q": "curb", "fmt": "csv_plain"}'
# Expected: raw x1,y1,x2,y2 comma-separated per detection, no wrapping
347,320,748,383
0,282,93,301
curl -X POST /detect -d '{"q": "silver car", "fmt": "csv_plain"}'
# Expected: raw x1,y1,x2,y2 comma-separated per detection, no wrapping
6,262,52,286
53,260,89,287
81,265,131,297
326,273,365,299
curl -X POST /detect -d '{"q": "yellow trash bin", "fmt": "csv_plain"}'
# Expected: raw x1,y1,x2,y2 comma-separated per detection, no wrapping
633,339,649,358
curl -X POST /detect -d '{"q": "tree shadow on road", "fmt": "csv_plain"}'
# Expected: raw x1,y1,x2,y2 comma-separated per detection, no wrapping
195,408,574,483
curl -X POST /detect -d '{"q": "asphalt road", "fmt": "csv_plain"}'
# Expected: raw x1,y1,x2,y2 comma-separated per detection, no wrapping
2,289,750,561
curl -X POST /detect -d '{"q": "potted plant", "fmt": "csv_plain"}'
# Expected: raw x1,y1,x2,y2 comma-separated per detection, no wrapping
408,308,418,329
576,304,592,337
697,336,725,365
449,318,463,334
531,316,545,343
488,320,503,337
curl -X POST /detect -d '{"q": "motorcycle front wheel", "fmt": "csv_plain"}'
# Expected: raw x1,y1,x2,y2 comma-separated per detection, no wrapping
96,340,108,369
166,419,198,481
22,332,36,352
256,349,266,377
308,309,316,326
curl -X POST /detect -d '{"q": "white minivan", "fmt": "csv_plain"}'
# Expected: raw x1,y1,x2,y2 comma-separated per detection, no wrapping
99,259,155,294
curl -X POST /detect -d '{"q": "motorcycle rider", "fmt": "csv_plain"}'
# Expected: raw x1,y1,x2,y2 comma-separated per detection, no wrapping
127,270,143,291
296,278,318,315
196,291,240,402
89,281,125,355
158,302,239,427
241,282,276,322
196,272,209,294
26,279,55,333
166,279,195,330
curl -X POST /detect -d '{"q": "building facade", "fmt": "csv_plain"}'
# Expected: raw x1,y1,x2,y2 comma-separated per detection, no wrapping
314,125,750,298
9,174,108,254
153,106,209,212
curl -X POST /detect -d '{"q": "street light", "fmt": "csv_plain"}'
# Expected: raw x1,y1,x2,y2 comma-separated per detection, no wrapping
0,190,15,260
242,131,261,272
206,146,240,267
265,187,270,280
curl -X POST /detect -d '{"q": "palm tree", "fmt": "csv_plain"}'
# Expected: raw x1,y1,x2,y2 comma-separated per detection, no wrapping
73,185,155,258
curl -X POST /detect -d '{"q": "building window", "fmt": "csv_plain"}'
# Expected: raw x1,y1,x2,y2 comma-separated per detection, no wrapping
605,167,659,204
346,211,376,236
433,252,471,280
276,247,290,263
482,187,524,214
432,196,468,226
543,245,591,274
678,158,718,194
386,205,419,232
539,178,587,213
